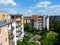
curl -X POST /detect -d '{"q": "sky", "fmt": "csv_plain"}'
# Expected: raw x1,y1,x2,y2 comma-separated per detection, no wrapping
0,0,60,16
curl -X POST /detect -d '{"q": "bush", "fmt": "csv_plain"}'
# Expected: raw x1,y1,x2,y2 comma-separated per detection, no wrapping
41,38,54,45
47,31,58,41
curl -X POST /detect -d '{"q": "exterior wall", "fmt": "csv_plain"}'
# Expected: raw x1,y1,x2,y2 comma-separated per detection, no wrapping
23,15,44,30
10,15,24,42
34,22,38,29
23,17,31,24
0,12,11,22
46,16,49,30
38,16,43,30
0,25,9,45
23,15,49,30
43,16,46,28
32,15,38,22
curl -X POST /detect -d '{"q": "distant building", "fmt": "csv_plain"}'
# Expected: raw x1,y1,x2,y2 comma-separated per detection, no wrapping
49,16,60,24
23,15,49,30
23,16,31,24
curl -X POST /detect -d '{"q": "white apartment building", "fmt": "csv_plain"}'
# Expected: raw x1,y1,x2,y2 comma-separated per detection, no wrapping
8,14,24,45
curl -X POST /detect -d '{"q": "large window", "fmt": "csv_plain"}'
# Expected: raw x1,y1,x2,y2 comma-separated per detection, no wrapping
5,38,7,42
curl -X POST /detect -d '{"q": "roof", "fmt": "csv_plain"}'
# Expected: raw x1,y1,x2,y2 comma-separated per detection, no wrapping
0,21,10,27
10,14,23,16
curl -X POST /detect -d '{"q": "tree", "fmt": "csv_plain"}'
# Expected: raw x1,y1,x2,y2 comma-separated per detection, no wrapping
17,36,38,45
50,20,60,33
41,31,58,45
24,23,36,33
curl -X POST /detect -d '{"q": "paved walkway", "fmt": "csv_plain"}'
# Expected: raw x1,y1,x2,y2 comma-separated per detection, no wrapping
29,36,41,45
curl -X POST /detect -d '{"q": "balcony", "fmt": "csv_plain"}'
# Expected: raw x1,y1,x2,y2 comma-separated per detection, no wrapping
16,25,21,28
16,37,19,40
16,33,20,36
38,21,43,23
16,18,20,21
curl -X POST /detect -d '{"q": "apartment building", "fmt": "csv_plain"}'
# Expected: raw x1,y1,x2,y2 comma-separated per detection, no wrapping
0,21,9,45
8,14,24,45
31,15,46,30
11,14,24,40
0,12,24,45
23,16,31,24
24,15,49,30
49,16,60,24
0,12,11,45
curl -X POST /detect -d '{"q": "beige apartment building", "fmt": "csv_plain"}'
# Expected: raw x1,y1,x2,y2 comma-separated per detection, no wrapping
0,21,9,45
0,12,11,45
24,15,49,30
32,15,43,30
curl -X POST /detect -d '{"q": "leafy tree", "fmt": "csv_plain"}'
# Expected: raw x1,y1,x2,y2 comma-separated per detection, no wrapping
41,31,58,45
17,36,38,45
24,23,36,33
54,21,60,33
41,38,54,45
49,20,60,41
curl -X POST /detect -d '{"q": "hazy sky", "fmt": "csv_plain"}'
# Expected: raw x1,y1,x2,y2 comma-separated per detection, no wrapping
0,0,60,16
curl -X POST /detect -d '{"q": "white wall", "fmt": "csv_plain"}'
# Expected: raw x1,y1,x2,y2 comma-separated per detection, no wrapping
34,22,38,30
46,16,49,30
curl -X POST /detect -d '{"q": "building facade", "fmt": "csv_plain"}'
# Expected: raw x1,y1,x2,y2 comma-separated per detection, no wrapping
0,12,11,45
49,16,60,24
24,15,49,30
0,21,9,45
8,14,24,45
0,12,11,22
0,12,24,45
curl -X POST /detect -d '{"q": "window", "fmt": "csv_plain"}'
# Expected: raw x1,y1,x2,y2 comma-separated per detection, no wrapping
5,38,7,42
21,28,22,29
0,27,1,35
3,14,5,20
6,15,8,18
5,26,6,32
0,42,2,45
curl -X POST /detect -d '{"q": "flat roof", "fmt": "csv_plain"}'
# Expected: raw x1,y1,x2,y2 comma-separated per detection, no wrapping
10,14,23,16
